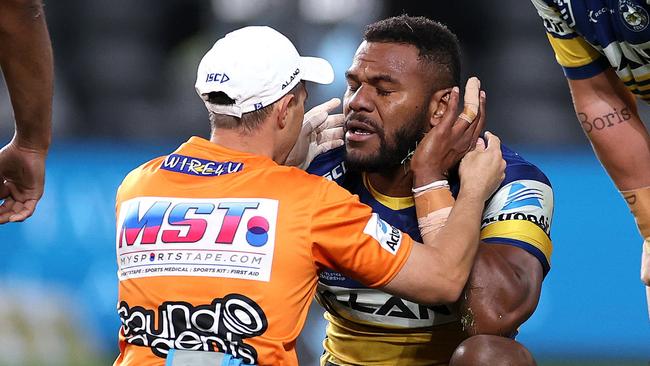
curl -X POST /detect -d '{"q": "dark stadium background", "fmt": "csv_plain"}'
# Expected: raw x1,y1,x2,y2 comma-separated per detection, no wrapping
0,0,648,365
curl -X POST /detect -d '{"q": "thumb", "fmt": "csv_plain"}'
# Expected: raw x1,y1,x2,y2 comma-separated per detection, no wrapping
485,131,501,152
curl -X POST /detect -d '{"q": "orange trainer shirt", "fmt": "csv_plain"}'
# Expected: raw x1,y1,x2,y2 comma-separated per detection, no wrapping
113,137,414,366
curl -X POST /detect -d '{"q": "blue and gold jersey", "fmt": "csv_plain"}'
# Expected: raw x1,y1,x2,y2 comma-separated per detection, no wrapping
307,145,554,366
532,0,650,101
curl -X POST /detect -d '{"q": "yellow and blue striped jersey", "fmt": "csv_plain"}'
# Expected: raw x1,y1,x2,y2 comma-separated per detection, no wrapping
532,0,650,101
306,145,554,365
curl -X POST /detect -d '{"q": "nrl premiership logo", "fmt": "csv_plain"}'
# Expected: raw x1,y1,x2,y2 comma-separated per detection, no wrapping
619,0,649,31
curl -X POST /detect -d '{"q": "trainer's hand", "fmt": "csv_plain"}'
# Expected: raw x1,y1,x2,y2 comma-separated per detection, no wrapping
458,132,506,202
285,98,344,169
411,77,486,187
0,139,47,223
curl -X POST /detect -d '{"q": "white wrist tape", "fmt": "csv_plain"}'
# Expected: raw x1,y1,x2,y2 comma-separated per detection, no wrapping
412,179,449,194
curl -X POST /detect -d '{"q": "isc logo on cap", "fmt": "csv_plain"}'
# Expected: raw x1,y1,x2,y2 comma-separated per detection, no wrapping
206,72,230,83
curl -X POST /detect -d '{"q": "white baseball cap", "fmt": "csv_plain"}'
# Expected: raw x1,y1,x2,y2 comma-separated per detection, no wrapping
195,26,335,118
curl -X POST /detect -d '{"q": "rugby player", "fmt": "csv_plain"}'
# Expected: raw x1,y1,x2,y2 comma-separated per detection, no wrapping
0,0,53,223
306,15,553,365
530,0,650,312
113,26,505,366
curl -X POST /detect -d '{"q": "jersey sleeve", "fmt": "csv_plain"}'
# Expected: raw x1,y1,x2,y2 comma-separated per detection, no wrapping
480,162,554,276
531,0,609,79
310,179,414,288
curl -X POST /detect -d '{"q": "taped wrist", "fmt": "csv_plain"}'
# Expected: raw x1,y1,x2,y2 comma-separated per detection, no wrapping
621,186,650,239
415,188,455,237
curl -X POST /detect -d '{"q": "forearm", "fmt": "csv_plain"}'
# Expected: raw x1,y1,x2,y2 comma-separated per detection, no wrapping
415,189,484,302
458,245,542,336
0,0,52,150
569,70,650,190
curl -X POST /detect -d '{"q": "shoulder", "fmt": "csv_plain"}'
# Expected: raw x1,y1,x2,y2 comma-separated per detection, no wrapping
501,145,552,188
117,155,167,198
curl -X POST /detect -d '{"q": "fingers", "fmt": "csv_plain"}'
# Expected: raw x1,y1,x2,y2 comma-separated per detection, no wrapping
469,90,487,150
304,98,341,121
451,77,481,137
458,77,480,124
485,131,501,152
436,86,460,131
0,197,16,223
318,97,341,113
316,140,345,154
317,114,344,133
318,126,344,143
304,99,342,131
8,199,37,222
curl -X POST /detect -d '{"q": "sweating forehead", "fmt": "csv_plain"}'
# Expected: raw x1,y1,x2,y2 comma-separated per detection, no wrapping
348,41,422,79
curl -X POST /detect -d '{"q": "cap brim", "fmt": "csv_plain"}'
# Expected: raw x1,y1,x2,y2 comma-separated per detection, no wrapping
300,56,335,85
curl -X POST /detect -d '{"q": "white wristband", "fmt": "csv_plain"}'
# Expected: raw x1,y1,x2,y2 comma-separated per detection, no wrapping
412,179,449,194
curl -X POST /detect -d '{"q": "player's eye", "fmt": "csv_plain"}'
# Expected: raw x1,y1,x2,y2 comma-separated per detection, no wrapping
377,88,393,96
347,83,359,93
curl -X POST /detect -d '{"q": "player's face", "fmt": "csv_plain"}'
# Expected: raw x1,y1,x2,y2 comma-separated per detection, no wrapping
343,41,431,173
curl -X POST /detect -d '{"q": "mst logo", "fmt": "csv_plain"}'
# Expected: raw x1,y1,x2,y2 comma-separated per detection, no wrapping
119,294,267,364
116,197,278,282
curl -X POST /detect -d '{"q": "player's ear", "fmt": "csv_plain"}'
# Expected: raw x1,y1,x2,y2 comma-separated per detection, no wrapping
275,93,295,130
428,88,453,128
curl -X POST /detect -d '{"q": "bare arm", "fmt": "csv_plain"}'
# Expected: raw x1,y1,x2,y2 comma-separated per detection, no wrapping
0,0,53,149
568,68,650,191
457,243,543,336
0,0,53,223
383,187,489,304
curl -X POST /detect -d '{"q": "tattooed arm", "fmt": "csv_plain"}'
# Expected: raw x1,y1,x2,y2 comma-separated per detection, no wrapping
568,68,650,191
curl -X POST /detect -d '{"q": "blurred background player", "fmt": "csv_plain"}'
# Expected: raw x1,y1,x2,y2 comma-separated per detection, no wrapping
530,0,650,314
307,15,554,365
0,0,53,223
114,25,505,365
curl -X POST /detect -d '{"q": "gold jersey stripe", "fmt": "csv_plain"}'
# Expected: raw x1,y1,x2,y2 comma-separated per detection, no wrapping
480,219,553,264
362,173,415,210
547,34,602,68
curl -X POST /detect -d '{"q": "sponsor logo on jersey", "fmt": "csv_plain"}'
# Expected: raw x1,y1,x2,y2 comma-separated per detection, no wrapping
588,7,611,24
552,0,576,26
317,284,458,328
118,294,266,363
363,213,402,255
116,197,277,282
323,161,347,182
619,0,649,31
532,0,575,36
502,182,544,210
482,180,553,234
161,154,243,177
